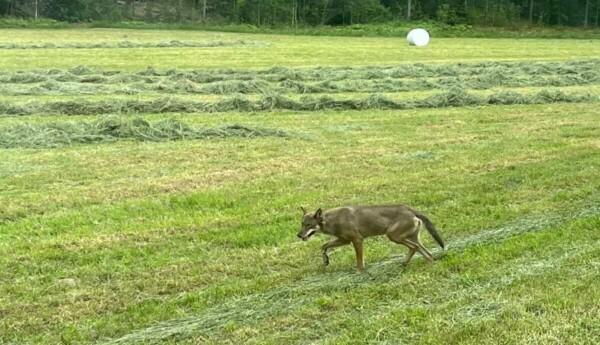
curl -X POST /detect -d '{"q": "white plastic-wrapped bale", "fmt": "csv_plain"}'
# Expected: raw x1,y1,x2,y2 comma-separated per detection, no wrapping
407,29,430,47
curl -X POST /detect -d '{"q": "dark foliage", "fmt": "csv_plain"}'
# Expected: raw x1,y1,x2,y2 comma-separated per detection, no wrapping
1,0,598,27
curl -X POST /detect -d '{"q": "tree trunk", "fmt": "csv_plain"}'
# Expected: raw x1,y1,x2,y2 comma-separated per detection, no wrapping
596,0,599,26
257,0,261,26
301,0,306,24
529,0,534,24
584,0,590,27
292,0,298,28
321,0,330,25
232,0,237,22
348,2,352,24
407,0,412,20
144,0,155,21
191,0,197,22
34,0,38,20
202,0,207,22
485,0,489,20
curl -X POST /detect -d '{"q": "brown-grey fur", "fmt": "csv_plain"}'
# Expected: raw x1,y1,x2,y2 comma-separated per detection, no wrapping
297,205,445,271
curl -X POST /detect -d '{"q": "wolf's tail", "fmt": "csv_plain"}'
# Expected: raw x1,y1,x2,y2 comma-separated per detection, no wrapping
414,212,445,249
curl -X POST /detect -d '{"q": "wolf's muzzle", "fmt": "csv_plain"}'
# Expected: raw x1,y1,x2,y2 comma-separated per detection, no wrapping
301,228,318,241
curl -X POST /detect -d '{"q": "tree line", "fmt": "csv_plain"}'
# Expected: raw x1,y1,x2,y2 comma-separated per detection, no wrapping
2,0,599,27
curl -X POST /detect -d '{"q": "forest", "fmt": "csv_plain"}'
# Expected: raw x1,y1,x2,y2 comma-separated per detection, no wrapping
1,0,599,27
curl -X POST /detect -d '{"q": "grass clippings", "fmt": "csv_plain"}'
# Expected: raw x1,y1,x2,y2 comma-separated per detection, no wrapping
0,116,289,148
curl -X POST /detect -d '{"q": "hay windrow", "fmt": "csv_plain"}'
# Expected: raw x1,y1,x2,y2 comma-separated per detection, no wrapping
3,72,598,97
1,59,597,80
0,116,289,149
486,90,528,105
1,89,597,116
1,59,599,96
0,39,265,50
418,87,484,107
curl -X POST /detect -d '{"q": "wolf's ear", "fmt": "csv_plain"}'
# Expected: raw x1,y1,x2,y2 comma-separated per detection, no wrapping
314,208,322,219
300,206,307,215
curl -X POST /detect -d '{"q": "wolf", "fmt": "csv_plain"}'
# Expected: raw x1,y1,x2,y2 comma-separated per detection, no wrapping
297,205,445,271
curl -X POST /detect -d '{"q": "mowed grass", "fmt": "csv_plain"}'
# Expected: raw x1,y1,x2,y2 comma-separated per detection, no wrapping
2,28,600,70
0,29,599,344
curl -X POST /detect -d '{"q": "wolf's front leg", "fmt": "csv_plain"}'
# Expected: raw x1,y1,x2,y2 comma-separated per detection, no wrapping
352,238,365,272
321,238,349,266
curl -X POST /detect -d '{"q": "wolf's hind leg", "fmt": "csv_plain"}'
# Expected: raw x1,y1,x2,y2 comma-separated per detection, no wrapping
387,217,427,265
385,218,416,244
404,237,434,263
402,247,417,265
413,230,434,260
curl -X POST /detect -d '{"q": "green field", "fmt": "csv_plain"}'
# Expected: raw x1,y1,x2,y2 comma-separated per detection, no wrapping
0,29,599,344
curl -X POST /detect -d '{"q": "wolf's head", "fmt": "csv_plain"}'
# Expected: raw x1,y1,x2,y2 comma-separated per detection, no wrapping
297,207,323,241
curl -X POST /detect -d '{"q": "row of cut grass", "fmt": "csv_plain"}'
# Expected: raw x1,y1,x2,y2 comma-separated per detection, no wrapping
1,88,599,117
0,39,262,50
0,116,289,149
2,70,599,96
3,59,599,83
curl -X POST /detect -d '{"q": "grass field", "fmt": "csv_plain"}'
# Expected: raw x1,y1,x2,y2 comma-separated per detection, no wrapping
0,29,599,345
